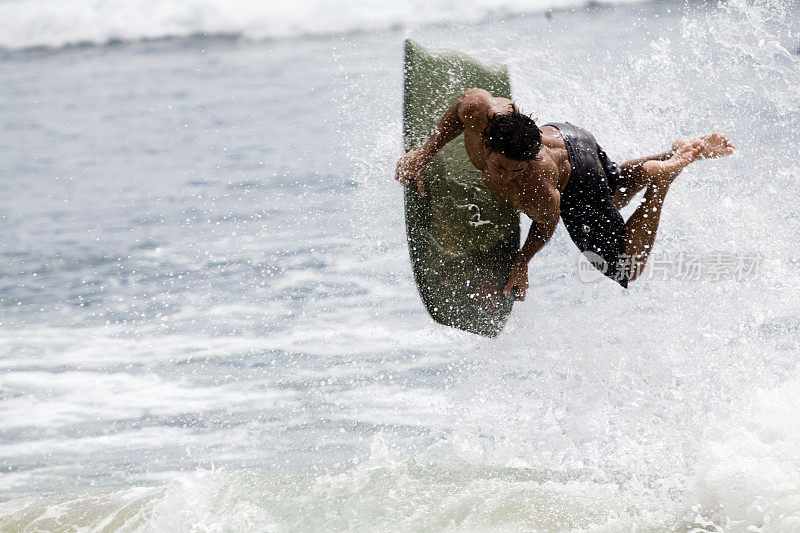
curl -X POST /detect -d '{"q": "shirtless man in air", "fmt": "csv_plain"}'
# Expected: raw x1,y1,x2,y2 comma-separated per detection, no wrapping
395,88,735,300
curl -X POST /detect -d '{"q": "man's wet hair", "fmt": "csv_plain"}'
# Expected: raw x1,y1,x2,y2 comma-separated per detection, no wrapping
483,108,542,161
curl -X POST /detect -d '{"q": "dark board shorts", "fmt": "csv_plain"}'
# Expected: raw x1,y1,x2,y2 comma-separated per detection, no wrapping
545,122,629,288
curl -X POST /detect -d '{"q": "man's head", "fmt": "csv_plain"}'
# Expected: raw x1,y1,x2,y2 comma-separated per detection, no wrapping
482,108,542,185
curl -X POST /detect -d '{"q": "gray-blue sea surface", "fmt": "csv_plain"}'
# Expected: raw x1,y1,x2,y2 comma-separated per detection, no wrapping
2,1,800,530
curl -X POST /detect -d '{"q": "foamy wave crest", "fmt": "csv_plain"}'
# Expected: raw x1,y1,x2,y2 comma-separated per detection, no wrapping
0,0,648,51
0,437,677,531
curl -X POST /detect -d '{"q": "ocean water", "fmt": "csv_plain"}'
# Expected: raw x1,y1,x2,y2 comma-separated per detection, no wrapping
2,0,800,531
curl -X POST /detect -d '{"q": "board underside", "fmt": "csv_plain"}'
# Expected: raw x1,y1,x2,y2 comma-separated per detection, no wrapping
402,39,520,337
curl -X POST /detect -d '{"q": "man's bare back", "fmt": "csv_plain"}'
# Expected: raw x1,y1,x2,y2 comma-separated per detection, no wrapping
396,88,735,300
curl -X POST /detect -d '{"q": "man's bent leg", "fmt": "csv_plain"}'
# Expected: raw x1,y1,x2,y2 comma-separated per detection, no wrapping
623,142,703,281
623,182,670,281
613,159,659,210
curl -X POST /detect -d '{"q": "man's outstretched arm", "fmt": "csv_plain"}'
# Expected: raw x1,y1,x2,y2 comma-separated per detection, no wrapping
395,88,489,196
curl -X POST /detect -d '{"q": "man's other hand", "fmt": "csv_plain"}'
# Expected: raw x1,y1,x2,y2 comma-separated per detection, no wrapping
503,258,529,301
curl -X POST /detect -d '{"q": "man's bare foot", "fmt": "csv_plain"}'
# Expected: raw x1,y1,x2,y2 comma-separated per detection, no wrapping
697,132,736,159
672,132,736,159
644,139,705,187
646,132,736,188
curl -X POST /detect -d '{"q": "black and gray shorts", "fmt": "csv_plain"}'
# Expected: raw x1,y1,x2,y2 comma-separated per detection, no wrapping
545,122,629,287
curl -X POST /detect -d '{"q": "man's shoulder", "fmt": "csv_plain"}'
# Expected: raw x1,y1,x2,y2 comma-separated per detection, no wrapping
461,88,494,106
459,89,502,126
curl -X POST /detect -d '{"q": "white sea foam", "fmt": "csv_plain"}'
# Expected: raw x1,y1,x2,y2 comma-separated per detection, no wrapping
2,411,799,531
691,376,800,531
0,437,674,531
0,0,648,51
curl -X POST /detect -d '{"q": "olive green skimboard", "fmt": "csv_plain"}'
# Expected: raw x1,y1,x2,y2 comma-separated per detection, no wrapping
402,39,520,337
